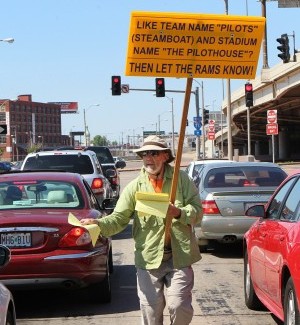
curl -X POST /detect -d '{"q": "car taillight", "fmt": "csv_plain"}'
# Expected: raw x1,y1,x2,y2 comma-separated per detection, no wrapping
91,178,103,190
59,227,92,248
202,200,220,214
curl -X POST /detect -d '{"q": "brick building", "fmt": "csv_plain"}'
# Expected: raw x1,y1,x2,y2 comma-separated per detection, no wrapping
0,95,70,161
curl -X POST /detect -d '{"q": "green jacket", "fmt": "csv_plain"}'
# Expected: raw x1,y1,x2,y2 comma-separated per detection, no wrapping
97,164,202,269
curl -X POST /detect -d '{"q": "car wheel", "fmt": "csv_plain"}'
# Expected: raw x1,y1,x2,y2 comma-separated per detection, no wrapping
5,310,15,325
88,265,111,303
244,251,263,310
284,277,300,325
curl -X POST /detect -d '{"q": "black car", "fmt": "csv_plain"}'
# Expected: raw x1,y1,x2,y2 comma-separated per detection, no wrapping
85,146,125,199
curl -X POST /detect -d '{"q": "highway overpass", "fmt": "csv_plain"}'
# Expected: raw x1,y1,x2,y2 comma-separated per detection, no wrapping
216,52,300,161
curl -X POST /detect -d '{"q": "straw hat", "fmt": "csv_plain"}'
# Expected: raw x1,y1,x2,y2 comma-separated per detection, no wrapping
133,135,175,163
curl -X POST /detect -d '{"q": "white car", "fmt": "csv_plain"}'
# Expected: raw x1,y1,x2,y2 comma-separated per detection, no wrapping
21,149,115,206
0,245,16,325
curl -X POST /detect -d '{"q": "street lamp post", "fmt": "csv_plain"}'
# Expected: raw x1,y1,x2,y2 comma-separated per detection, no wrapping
83,104,100,146
165,96,175,155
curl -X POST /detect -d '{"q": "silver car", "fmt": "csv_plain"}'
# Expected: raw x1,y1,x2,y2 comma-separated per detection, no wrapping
191,161,287,250
0,245,16,325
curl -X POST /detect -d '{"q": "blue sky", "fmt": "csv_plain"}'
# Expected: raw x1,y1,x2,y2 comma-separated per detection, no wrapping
0,1,299,143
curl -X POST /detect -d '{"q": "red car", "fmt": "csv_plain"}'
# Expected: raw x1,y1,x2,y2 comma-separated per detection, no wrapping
0,171,113,303
244,172,300,324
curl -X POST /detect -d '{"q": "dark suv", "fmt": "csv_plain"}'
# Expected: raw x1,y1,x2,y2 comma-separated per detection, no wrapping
86,146,126,199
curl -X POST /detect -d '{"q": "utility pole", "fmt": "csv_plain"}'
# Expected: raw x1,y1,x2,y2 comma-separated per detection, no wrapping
194,87,201,160
201,81,206,159
224,0,233,160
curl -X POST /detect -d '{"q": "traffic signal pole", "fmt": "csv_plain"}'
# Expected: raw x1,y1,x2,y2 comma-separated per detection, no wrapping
125,86,201,160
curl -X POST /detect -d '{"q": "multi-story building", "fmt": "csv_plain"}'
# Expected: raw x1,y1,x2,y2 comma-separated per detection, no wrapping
0,95,70,161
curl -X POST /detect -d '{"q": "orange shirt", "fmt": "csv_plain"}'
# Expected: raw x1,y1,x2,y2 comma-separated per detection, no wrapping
149,177,163,193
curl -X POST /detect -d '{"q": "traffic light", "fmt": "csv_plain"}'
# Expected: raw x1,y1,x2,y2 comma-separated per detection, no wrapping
245,83,253,107
276,34,290,63
155,78,165,97
111,76,121,96
204,109,209,125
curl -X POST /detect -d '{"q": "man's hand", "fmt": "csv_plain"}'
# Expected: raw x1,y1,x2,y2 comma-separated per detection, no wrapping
80,218,99,226
167,203,181,219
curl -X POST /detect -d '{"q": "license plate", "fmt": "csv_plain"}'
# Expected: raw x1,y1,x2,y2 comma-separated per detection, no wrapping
0,232,32,247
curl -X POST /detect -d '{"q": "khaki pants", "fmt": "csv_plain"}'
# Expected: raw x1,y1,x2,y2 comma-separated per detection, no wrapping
136,258,194,325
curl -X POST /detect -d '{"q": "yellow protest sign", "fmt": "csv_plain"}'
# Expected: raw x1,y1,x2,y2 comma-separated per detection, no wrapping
135,192,169,218
126,11,265,79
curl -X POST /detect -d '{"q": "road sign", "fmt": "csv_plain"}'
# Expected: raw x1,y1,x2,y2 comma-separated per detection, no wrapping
194,129,201,136
193,116,202,130
126,12,265,79
208,125,215,132
208,131,215,140
0,125,7,135
266,123,278,135
208,119,215,125
267,110,277,124
121,84,130,93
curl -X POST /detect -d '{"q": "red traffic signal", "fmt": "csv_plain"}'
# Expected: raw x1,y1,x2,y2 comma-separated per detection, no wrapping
111,76,121,96
155,78,165,97
245,83,253,107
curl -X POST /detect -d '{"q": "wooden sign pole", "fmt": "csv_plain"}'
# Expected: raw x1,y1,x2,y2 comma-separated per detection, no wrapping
164,77,193,248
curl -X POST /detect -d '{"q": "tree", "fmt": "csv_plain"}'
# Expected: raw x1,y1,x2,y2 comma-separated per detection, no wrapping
93,135,110,146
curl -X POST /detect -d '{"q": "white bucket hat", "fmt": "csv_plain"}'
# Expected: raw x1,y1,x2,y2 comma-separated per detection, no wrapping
133,135,175,163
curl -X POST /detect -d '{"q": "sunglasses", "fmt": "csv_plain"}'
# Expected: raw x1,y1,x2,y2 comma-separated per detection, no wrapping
140,150,161,157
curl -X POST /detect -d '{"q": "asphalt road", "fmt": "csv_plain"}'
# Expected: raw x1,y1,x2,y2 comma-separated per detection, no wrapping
14,159,292,325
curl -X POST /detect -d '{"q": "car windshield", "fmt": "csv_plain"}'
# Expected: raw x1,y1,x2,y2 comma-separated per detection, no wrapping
23,155,94,174
204,166,286,188
0,180,83,210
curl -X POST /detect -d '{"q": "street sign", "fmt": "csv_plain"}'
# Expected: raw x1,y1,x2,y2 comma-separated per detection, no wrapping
121,84,130,93
0,125,7,135
208,125,215,132
208,119,215,125
208,131,215,140
266,123,278,135
267,110,277,124
193,116,202,129
194,129,201,136
143,130,165,136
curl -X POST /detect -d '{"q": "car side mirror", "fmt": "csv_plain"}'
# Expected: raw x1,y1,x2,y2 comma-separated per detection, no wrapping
105,168,117,178
101,198,117,212
116,160,126,169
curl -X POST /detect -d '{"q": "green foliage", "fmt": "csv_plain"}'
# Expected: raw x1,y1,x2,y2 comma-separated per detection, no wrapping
93,135,110,146
27,143,42,153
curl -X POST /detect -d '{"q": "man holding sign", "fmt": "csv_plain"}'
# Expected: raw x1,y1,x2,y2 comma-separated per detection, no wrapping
81,135,202,325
